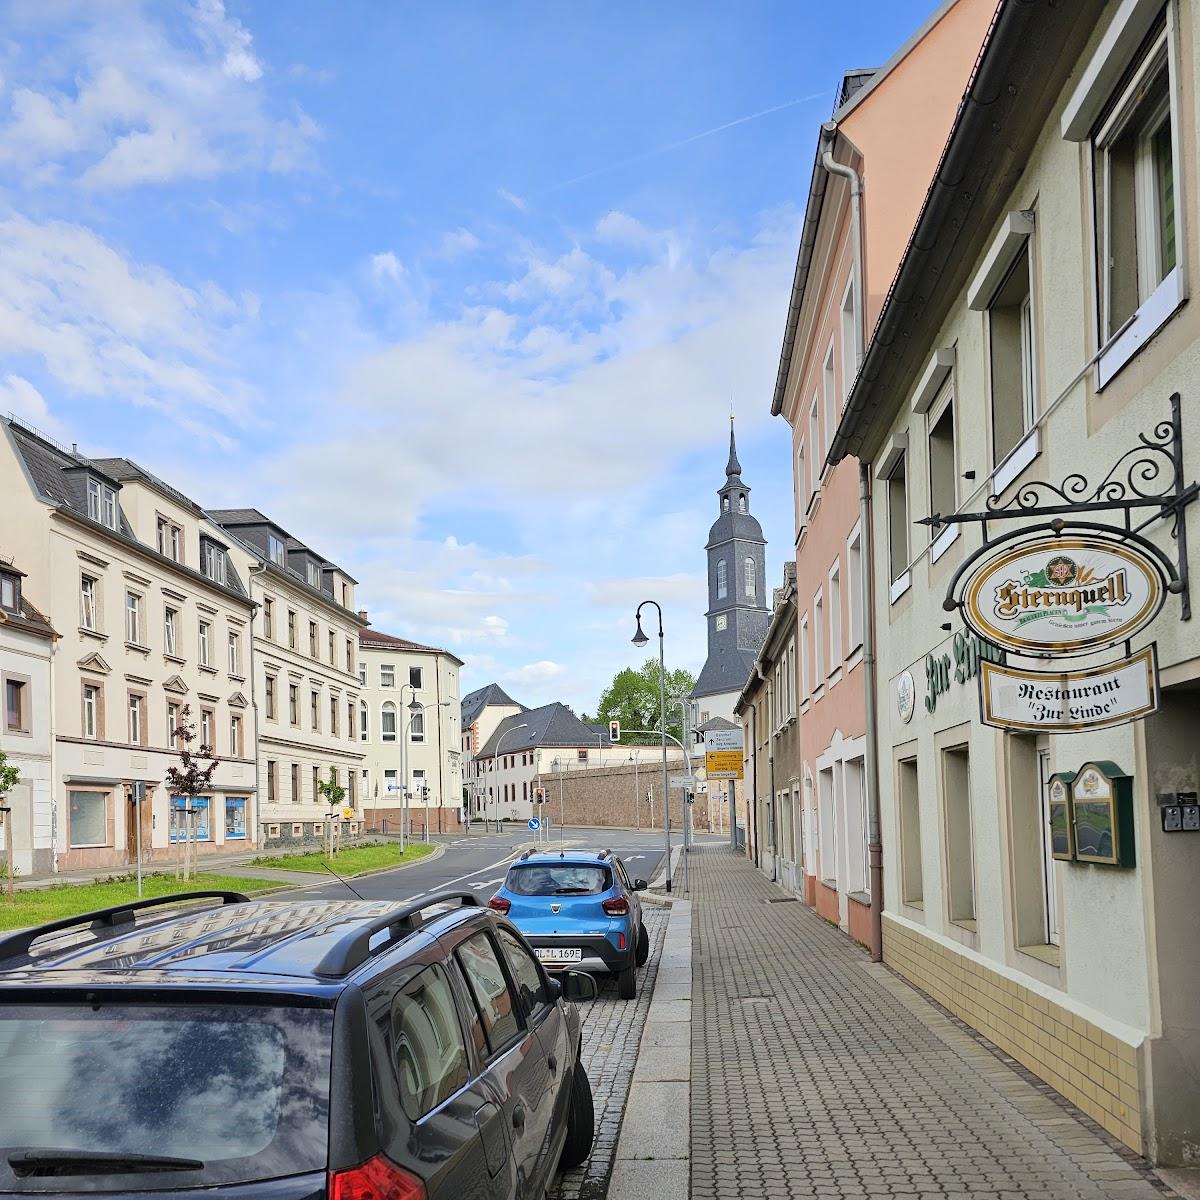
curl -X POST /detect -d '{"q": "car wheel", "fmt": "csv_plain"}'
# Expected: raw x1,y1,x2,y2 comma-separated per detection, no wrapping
617,964,636,1000
558,1061,595,1169
635,922,649,968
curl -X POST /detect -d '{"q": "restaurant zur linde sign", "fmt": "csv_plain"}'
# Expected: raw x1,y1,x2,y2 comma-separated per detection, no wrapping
961,535,1165,656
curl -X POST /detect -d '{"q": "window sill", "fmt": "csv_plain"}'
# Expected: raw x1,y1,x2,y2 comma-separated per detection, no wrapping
845,645,864,672
199,664,218,675
903,898,924,911
992,426,1041,497
125,641,151,655
806,489,822,519
164,654,186,667
951,917,978,932
79,627,107,642
930,522,960,564
229,673,246,684
1018,942,1061,968
826,666,843,689
889,572,912,605
4,727,32,738
1098,266,1185,388
811,684,824,701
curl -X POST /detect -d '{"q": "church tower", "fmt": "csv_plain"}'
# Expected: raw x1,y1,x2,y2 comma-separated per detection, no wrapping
692,420,769,722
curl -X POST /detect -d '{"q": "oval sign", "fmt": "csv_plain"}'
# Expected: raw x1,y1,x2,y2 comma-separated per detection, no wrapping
961,535,1165,656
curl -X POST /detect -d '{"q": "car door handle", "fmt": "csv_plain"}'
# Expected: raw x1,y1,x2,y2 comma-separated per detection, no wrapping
512,1103,526,1131
547,1053,557,1075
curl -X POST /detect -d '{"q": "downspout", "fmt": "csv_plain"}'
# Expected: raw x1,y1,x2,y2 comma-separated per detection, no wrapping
820,144,864,371
860,462,884,963
754,659,778,884
753,660,769,872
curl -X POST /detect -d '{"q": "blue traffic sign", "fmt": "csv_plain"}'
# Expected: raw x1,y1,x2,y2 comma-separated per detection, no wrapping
528,817,541,831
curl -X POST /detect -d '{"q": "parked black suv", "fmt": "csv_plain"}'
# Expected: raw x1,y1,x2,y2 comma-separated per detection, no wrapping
0,890,597,1200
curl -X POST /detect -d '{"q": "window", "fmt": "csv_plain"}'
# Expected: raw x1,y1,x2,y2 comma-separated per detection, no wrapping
268,534,286,566
200,707,214,752
988,246,1037,464
577,749,588,763
125,591,142,645
841,278,858,402
69,790,107,847
716,560,727,600
722,495,730,512
266,760,277,805
330,695,339,737
170,795,211,842
288,610,297,649
5,678,28,733
844,758,868,896
312,765,320,802
1037,749,1061,947
308,621,318,657
456,932,521,1052
156,516,181,562
310,690,320,732
943,744,976,926
230,713,243,757
796,442,808,527
263,597,274,639
380,664,395,688
808,398,821,497
80,575,98,631
265,675,277,720
0,572,19,612
822,343,836,458
846,527,863,653
87,479,117,529
168,701,181,745
346,698,354,741
198,620,211,667
812,591,824,691
228,631,242,676
886,453,909,584
744,557,755,599
927,382,956,525
289,684,299,726
898,757,923,906
82,683,101,739
328,630,335,664
291,763,301,803
360,700,369,741
799,616,810,703
498,929,549,1019
382,702,397,742
358,661,366,686
346,639,353,673
384,769,398,795
738,493,747,513
225,796,247,839
1092,20,1180,376
828,562,842,672
413,769,426,799
163,607,178,657
410,710,425,743
817,766,837,886
306,562,320,588
128,693,144,746
409,666,422,690
391,965,470,1121
202,541,227,585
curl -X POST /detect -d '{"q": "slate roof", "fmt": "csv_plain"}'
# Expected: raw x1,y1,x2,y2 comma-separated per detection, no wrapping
0,563,57,641
91,457,203,516
461,682,524,729
359,627,463,665
476,702,601,759
696,715,739,733
692,643,759,700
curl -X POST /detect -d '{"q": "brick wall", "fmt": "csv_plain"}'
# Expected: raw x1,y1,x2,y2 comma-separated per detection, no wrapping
538,758,700,830
883,916,1143,1154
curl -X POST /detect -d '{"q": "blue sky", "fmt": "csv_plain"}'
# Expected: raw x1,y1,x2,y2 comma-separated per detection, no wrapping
0,0,939,713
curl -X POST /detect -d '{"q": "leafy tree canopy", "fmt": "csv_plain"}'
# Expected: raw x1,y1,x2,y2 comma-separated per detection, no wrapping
584,659,696,747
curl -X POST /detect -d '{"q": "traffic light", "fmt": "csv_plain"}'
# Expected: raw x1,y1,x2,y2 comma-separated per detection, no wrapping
533,787,547,804
609,719,620,742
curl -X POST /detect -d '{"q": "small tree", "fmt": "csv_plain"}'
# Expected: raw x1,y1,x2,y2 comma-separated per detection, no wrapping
164,704,219,881
316,767,346,857
0,749,21,895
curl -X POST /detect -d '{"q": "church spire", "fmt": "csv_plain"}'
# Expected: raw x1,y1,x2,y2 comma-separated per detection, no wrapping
725,415,742,479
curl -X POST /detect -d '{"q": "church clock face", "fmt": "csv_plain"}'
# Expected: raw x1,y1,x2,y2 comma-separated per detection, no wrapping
715,614,728,631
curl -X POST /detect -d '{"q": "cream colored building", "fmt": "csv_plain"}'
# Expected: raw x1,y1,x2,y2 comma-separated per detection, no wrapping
830,0,1200,1164
0,559,56,877
355,623,462,834
211,509,365,849
1,420,260,872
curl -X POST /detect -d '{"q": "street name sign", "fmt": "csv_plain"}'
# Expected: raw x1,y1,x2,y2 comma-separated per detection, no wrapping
669,774,697,789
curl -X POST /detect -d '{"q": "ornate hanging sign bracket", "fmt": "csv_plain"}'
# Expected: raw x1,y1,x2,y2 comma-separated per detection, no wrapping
926,394,1197,641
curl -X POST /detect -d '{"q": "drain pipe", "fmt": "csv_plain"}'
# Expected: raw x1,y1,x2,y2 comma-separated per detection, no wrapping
860,462,884,962
820,142,864,366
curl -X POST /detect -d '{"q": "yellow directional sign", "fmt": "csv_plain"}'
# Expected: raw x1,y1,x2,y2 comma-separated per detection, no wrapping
705,750,744,780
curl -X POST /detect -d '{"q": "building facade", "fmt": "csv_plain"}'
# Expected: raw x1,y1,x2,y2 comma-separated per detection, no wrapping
211,509,365,850
1,421,260,872
0,560,56,877
356,623,463,833
830,0,1200,1164
460,682,524,816
770,0,995,942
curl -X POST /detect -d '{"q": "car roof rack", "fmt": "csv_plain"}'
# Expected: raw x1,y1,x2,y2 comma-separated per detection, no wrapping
0,891,250,965
519,848,537,861
314,891,481,978
598,848,613,860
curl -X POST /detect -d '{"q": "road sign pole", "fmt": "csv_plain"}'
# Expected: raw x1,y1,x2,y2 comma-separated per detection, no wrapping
730,778,737,849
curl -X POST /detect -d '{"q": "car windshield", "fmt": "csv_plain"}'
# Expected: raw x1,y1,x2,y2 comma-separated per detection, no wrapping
508,864,611,896
0,1002,333,1192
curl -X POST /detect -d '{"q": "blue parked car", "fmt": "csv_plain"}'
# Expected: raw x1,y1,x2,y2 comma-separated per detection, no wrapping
489,849,650,999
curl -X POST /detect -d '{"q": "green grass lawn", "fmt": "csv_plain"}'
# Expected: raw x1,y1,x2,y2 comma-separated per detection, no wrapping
251,841,436,876
0,872,286,932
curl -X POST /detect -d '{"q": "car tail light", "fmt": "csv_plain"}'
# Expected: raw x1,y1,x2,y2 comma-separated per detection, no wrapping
487,895,511,914
602,896,629,916
329,1154,426,1200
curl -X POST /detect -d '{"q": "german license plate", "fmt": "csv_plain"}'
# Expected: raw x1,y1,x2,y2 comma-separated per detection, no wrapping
536,947,581,964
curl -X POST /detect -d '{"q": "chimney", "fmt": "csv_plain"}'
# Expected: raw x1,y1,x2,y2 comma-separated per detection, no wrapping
357,610,369,624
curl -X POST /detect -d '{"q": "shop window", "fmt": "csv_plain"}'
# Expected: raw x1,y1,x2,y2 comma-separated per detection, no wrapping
68,791,108,848
225,797,248,840
898,757,923,906
170,796,211,842
942,744,976,927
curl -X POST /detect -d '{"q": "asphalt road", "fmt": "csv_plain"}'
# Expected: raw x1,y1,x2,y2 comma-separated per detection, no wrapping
300,825,723,906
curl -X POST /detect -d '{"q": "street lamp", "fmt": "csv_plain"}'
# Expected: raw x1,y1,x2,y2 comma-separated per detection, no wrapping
492,722,529,833
405,698,451,842
632,600,673,893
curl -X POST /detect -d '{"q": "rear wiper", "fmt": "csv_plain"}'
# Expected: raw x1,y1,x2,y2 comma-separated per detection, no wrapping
9,1150,204,1177
554,887,592,894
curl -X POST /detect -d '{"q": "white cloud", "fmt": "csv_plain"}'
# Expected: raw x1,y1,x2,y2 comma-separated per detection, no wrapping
440,228,481,258
369,251,405,283
498,187,528,213
0,374,70,440
504,660,566,686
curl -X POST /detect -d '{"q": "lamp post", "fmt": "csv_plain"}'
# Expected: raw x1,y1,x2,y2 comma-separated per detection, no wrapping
493,722,529,833
405,698,451,841
632,600,673,893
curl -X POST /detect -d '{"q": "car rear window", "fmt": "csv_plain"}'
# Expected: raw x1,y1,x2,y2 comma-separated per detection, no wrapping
0,1002,333,1192
507,864,611,896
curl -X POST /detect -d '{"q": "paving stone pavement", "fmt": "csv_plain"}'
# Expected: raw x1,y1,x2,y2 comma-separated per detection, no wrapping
552,903,669,1200
690,845,1176,1200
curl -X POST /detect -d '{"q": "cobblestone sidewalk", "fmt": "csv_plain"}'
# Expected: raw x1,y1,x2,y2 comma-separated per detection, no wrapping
690,846,1174,1200
552,903,669,1200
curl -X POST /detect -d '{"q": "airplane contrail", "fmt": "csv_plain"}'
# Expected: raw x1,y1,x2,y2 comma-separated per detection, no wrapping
543,90,831,194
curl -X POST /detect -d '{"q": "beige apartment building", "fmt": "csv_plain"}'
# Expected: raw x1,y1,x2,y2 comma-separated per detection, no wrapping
211,509,365,849
1,419,259,872
355,622,463,834
460,682,524,818
831,0,1200,1164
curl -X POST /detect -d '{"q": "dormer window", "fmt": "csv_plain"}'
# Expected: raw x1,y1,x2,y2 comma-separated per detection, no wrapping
268,534,286,566
306,562,320,588
0,571,19,613
87,479,117,530
202,540,228,586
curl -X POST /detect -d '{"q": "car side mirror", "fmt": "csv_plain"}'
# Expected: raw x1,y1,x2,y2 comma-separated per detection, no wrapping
562,970,598,1003
545,975,563,1001
633,878,648,891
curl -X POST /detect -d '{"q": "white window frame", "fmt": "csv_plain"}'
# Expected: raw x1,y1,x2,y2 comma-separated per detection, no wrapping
125,591,142,646
380,664,395,688
381,701,397,742
827,560,842,677
164,606,178,657
360,699,369,742
716,559,727,600
409,666,423,690
83,684,99,739
822,341,837,464
796,440,809,533
268,534,286,566
80,575,98,632
743,557,755,600
306,561,321,588
228,631,241,676
846,523,863,654
799,616,810,704
198,620,211,667
203,542,227,586
840,276,859,404
811,590,825,694
88,479,117,530
807,395,821,505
